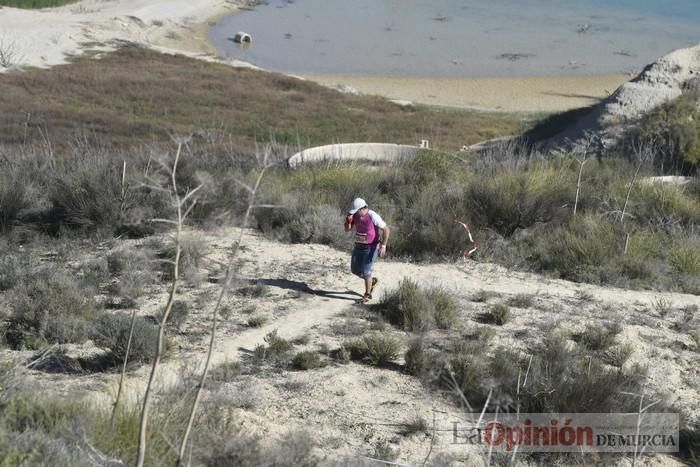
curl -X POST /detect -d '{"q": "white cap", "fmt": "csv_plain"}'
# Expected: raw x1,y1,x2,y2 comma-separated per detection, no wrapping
348,197,367,215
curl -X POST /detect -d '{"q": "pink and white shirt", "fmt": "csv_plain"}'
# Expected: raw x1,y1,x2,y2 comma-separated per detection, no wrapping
351,210,386,246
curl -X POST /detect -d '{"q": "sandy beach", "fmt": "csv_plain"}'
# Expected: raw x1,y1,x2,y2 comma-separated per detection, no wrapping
302,73,631,113
0,0,634,113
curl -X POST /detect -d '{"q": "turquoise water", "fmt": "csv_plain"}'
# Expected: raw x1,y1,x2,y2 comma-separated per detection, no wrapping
209,0,700,78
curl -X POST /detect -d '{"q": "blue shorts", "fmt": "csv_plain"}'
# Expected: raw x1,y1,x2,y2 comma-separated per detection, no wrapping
351,243,379,279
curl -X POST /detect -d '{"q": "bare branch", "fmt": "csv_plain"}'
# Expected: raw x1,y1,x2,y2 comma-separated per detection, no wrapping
151,218,178,225
180,184,203,205
111,309,137,427
176,152,274,465
137,143,185,467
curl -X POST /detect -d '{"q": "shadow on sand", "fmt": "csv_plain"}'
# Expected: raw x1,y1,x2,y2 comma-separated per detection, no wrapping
256,278,362,302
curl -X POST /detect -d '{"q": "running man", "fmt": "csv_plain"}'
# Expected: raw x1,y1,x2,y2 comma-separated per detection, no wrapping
344,197,391,303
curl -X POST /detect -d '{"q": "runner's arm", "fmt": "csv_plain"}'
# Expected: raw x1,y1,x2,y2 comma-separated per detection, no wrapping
379,225,390,247
344,214,353,232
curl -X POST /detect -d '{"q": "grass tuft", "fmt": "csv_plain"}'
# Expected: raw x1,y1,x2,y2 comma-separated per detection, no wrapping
379,278,458,332
346,333,401,367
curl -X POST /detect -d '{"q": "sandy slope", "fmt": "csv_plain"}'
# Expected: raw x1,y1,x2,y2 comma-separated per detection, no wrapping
0,0,245,70
15,227,697,465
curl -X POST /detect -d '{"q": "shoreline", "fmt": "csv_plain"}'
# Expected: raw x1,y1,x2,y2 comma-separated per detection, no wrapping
300,73,631,113
0,0,630,114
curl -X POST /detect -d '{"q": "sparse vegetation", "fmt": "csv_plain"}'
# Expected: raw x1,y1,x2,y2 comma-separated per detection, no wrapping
0,49,697,295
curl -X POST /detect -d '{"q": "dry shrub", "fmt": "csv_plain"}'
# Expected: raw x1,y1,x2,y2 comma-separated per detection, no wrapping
487,303,511,326
575,322,622,351
106,244,158,305
4,268,99,349
291,351,324,371
48,155,123,232
92,313,163,365
0,168,30,232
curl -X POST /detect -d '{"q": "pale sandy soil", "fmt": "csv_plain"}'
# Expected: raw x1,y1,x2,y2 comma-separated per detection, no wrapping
303,73,632,113
8,227,698,465
0,0,250,70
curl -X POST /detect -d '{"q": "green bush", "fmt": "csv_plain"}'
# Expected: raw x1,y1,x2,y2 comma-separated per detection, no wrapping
252,330,294,366
404,339,426,376
528,215,623,283
4,269,99,349
576,323,621,351
631,93,700,171
447,343,488,406
508,293,534,308
405,149,460,185
438,333,648,414
291,351,324,371
92,313,163,365
690,329,700,350
471,289,497,303
670,243,700,276
466,167,571,238
48,157,123,232
347,333,400,366
336,345,351,363
380,278,431,332
427,287,458,329
106,245,157,305
0,249,34,292
379,278,458,332
166,300,190,329
247,315,268,327
0,169,30,232
0,0,79,7
487,303,511,326
632,183,700,228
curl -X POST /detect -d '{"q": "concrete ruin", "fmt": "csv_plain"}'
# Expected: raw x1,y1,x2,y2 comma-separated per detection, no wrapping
233,32,252,44
287,143,420,168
